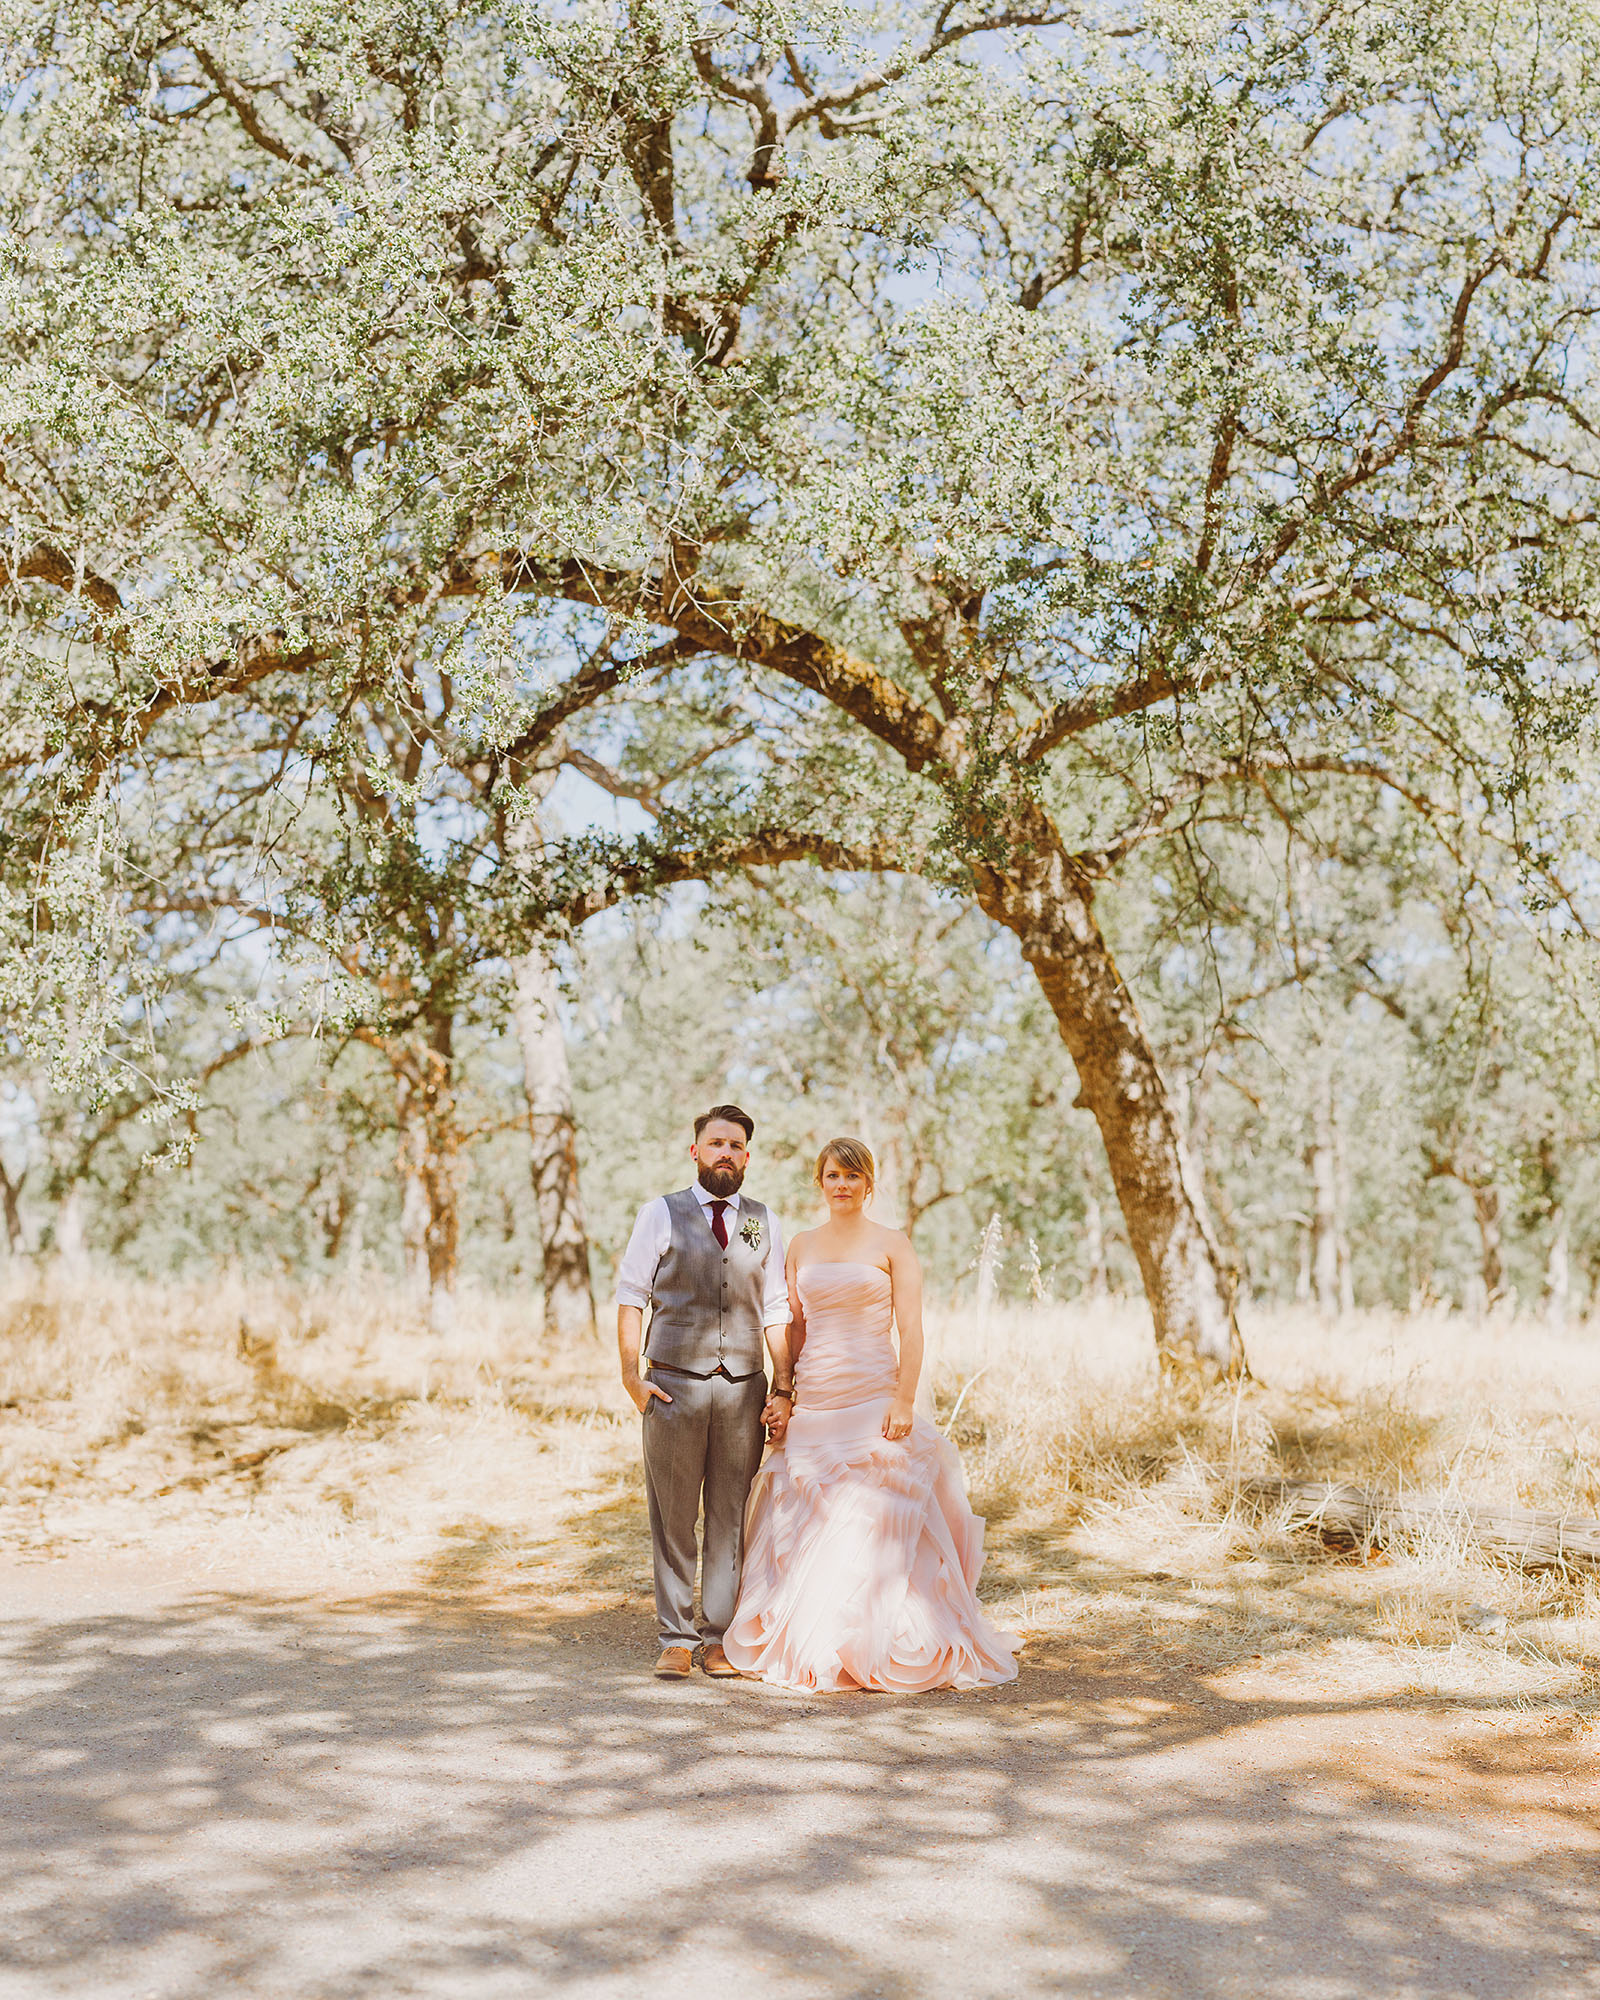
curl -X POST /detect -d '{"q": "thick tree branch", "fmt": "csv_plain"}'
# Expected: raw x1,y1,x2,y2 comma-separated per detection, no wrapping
1021,658,1231,761
190,47,329,170
489,555,958,775
1,542,124,617
489,629,705,786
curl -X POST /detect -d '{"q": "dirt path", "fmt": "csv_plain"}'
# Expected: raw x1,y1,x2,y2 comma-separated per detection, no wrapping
0,1556,1596,1999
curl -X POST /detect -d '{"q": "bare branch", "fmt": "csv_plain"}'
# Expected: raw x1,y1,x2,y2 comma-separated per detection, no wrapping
562,747,663,815
551,827,914,929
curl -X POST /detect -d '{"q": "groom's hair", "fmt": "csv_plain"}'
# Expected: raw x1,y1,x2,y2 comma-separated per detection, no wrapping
695,1103,755,1142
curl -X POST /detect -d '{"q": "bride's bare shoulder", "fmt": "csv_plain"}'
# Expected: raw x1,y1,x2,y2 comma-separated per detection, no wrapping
872,1220,917,1256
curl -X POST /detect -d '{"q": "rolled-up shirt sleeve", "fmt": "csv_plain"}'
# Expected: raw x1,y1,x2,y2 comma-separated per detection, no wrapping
614,1197,669,1310
761,1211,791,1327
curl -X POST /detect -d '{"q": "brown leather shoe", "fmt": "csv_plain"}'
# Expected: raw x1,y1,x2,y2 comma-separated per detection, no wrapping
702,1642,740,1678
654,1646,694,1679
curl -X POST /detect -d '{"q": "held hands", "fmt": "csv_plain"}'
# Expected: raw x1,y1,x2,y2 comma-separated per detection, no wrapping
882,1399,914,1443
761,1390,792,1445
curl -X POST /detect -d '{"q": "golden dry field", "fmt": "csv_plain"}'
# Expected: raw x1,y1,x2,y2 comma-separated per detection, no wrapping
2,1273,1597,1718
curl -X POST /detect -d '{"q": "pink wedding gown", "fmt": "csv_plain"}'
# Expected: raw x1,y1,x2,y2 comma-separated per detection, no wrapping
723,1262,1020,1692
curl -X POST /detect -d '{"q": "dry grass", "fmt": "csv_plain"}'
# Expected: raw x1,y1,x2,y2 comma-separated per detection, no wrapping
0,1271,619,1584
930,1300,1600,1708
2,1271,1598,1712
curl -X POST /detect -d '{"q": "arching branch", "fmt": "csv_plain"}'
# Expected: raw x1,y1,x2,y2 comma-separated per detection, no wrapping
489,555,958,776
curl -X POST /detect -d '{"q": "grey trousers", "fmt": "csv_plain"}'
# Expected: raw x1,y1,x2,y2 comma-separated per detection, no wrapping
641,1369,767,1649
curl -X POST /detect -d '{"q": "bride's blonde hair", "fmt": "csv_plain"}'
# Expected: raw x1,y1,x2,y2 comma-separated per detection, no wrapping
814,1136,876,1192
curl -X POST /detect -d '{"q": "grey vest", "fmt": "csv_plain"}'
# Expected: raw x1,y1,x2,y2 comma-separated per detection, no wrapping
644,1188,771,1378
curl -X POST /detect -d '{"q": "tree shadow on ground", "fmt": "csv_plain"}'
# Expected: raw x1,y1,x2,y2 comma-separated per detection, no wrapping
0,1528,1597,1999
556,1459,1600,1688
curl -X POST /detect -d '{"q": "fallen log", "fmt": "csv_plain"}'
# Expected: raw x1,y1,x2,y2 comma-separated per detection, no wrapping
1242,1479,1600,1572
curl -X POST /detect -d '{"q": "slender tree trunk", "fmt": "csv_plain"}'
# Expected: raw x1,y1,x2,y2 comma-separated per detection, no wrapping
1082,1193,1108,1299
502,770,597,1341
1407,1237,1436,1314
1294,1223,1313,1305
1471,1179,1505,1307
314,1174,351,1263
849,1094,905,1225
510,948,596,1340
1426,1153,1505,1316
1335,1105,1355,1314
399,1154,429,1292
393,1018,459,1328
0,1160,26,1257
343,1195,368,1285
877,1125,907,1232
973,818,1243,1377
1190,1072,1248,1303
53,1183,88,1277
1544,1208,1570,1330
1308,1069,1347,1317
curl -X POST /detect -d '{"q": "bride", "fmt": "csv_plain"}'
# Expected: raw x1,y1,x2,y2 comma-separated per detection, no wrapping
723,1137,1019,1692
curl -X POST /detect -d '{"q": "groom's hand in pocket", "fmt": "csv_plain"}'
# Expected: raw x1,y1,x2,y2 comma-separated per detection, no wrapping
624,1375,673,1415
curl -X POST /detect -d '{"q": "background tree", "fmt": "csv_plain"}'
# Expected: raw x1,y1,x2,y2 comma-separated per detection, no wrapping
7,0,1600,1374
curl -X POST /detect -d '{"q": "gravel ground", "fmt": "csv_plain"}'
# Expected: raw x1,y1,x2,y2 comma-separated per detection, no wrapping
0,1556,1596,2000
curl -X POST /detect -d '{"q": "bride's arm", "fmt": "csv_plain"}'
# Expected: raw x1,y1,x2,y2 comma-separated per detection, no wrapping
760,1245,808,1442
756,1251,806,1444
884,1235,923,1442
784,1244,808,1370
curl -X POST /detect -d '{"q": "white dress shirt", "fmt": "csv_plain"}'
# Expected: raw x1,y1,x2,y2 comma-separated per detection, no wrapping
615,1184,791,1326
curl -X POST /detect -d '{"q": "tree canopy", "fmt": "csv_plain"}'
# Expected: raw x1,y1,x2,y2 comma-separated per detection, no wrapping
6,0,1600,1366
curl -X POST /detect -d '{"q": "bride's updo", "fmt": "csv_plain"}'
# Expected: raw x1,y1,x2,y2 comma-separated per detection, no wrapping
814,1136,876,1191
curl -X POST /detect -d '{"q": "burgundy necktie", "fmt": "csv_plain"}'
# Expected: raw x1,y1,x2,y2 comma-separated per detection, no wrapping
709,1200,729,1248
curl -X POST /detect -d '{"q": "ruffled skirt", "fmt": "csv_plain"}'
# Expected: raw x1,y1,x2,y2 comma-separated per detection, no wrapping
722,1398,1020,1693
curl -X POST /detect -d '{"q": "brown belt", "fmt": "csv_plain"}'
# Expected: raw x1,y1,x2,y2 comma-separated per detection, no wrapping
647,1361,765,1384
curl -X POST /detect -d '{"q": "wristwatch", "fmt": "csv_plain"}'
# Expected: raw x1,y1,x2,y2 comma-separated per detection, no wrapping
769,1386,794,1400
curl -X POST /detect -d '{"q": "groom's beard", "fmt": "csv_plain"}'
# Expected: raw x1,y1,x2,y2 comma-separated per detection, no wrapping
697,1164,746,1199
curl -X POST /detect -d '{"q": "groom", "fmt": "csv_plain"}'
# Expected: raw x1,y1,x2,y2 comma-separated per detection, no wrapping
616,1105,794,1679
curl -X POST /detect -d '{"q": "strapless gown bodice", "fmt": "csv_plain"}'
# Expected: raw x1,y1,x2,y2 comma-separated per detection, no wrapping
723,1260,1019,1694
792,1261,899,1409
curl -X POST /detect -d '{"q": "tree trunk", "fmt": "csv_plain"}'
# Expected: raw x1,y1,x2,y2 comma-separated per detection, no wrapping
877,1125,907,1233
1544,1208,1569,1330
1191,1072,1249,1303
1251,1478,1600,1573
1082,1193,1108,1298
0,1159,26,1257
510,948,596,1340
399,1155,429,1292
393,1019,459,1327
343,1194,368,1284
1470,1179,1505,1308
973,822,1243,1377
1335,1105,1355,1314
1307,1068,1348,1317
52,1183,88,1277
502,768,597,1342
849,1096,905,1228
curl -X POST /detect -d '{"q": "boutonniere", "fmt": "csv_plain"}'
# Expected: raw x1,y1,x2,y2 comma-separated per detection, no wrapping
738,1215,764,1251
